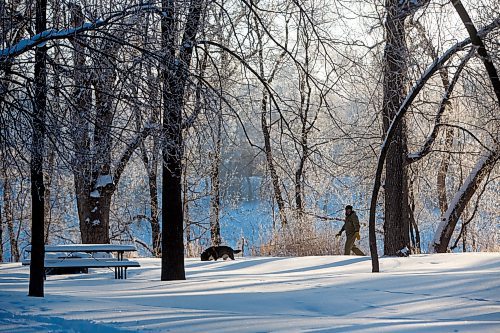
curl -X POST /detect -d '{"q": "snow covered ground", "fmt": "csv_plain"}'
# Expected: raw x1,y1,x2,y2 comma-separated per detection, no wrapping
0,253,499,332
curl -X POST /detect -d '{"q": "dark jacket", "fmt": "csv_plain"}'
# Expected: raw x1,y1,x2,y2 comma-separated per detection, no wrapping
341,211,360,236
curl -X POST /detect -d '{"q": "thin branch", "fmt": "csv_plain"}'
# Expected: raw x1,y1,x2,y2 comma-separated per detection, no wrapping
407,49,474,163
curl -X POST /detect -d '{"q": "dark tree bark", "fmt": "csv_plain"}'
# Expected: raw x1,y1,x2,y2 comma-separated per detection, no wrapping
161,0,204,281
43,149,55,244
0,200,2,262
210,104,222,247
29,0,47,297
381,0,411,256
451,1,500,102
408,176,421,253
2,175,19,261
183,161,193,256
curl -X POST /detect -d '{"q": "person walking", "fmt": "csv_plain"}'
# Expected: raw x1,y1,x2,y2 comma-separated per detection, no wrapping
336,205,365,255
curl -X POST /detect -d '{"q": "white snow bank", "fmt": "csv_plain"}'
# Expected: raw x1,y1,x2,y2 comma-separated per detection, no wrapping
1,253,499,332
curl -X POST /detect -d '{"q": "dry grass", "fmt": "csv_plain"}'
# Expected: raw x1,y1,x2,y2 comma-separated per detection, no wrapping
257,219,344,257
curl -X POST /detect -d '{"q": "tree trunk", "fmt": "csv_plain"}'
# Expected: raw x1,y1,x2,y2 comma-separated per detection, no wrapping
382,0,410,256
29,0,47,297
433,147,499,252
81,52,118,243
149,170,161,256
77,192,112,244
0,201,2,262
3,177,19,261
462,223,467,252
437,129,453,215
141,131,161,256
294,54,313,220
0,0,24,263
183,161,192,257
68,3,97,244
209,106,222,246
255,27,288,227
408,176,421,253
261,93,288,227
69,4,139,244
43,0,62,245
43,149,55,244
161,0,204,281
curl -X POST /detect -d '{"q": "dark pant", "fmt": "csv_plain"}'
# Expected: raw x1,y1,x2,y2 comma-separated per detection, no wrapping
344,233,365,256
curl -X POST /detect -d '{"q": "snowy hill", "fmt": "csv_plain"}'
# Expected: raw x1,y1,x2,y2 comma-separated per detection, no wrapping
1,253,499,332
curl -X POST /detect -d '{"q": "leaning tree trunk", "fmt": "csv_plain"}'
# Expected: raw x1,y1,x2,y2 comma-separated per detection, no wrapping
29,0,47,297
161,0,204,281
382,0,411,256
433,146,499,252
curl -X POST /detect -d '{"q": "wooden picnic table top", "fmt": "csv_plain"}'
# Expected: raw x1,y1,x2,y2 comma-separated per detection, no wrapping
26,244,137,253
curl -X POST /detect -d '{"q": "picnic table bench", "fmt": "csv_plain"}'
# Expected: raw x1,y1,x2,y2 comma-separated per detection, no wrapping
23,244,140,279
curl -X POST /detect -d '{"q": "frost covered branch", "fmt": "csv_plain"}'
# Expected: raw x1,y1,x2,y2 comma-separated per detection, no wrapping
114,122,157,186
432,144,499,252
406,49,474,164
0,3,159,62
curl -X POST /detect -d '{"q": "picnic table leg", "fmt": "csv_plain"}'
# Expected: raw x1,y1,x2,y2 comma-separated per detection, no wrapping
118,251,123,279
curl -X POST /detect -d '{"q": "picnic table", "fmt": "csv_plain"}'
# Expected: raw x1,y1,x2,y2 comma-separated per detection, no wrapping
23,244,140,279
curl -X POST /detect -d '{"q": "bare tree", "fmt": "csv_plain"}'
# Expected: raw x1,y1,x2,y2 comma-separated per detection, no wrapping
28,0,47,297
160,0,205,280
432,0,500,253
380,0,420,256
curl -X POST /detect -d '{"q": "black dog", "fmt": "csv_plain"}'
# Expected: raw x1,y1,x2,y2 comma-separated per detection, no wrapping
200,246,241,261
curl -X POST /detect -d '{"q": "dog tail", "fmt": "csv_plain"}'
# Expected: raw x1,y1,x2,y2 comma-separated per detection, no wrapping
233,249,242,254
